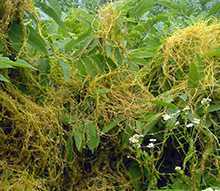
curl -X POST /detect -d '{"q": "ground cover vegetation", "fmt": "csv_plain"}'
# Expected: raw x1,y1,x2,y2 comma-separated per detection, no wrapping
0,0,220,190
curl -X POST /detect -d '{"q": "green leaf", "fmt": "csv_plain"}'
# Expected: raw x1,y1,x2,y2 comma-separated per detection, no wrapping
0,57,35,70
188,57,204,88
59,60,70,81
208,2,220,16
128,47,157,60
37,2,64,27
8,21,24,52
47,0,62,16
141,113,162,135
81,57,98,77
38,58,50,86
11,59,36,70
157,0,187,15
28,26,48,54
73,124,85,152
102,118,122,134
0,74,10,82
85,121,100,152
208,104,220,112
0,57,14,69
66,136,74,162
64,30,93,52
129,0,155,17
153,99,177,110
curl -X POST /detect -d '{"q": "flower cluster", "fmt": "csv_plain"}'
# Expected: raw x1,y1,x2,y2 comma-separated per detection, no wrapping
201,97,212,106
129,134,144,148
162,110,180,121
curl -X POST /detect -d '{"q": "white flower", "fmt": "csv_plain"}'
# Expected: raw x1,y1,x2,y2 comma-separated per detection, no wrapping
162,113,172,121
192,118,200,125
129,136,139,144
175,121,180,126
183,106,190,111
175,166,182,171
146,143,155,148
201,98,212,106
186,123,194,128
129,134,143,146
149,138,157,142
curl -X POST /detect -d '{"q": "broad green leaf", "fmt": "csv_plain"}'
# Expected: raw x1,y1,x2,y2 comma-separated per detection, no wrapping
157,0,188,15
81,57,98,77
64,31,93,52
47,0,62,16
11,59,36,70
129,0,155,17
128,48,156,59
37,2,64,27
59,60,70,81
85,121,100,152
28,26,48,54
208,104,220,112
8,21,24,52
76,60,87,77
152,99,177,110
38,58,50,86
0,57,35,70
102,118,122,134
141,113,162,135
188,57,204,88
73,125,85,152
0,57,14,69
0,74,10,82
66,136,74,162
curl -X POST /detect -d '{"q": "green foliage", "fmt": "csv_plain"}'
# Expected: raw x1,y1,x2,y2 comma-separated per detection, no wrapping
0,0,220,190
